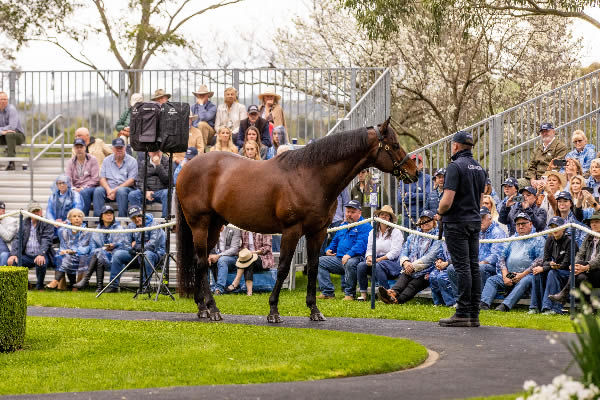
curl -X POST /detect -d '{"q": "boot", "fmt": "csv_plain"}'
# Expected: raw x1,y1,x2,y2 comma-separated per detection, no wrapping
57,276,67,290
95,263,105,293
73,256,98,289
5,161,15,171
549,285,570,304
46,271,65,289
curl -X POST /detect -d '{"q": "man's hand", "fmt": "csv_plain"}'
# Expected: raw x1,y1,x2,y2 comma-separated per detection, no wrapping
574,264,590,275
506,194,516,208
145,191,155,202
0,129,15,135
503,275,513,286
549,261,560,270
341,254,351,265
6,255,17,265
325,249,336,256
73,187,82,192
104,244,115,251
34,255,45,266
435,259,448,270
107,188,117,200
532,266,544,275
208,254,220,264
365,256,372,266
403,261,414,275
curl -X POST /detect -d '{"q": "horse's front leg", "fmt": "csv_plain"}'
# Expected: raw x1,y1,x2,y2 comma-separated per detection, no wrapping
306,229,328,321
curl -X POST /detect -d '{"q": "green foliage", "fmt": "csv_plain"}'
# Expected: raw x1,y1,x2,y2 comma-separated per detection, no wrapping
0,316,427,395
0,267,28,353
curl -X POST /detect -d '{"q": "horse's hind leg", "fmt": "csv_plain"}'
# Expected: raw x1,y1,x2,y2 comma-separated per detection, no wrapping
306,229,328,321
190,215,213,320
202,215,225,321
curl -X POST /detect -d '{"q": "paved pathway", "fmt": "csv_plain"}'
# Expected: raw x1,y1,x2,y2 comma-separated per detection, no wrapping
5,307,576,400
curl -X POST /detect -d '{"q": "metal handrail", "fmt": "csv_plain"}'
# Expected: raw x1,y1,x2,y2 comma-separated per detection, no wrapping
29,114,63,200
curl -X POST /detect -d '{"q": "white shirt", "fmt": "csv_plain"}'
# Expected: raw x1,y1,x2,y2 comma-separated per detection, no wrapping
365,228,403,260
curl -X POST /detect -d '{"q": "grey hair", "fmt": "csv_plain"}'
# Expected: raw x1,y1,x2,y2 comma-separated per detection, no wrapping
130,93,144,107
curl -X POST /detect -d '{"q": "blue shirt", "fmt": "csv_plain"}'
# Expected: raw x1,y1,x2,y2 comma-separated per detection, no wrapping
499,232,545,273
479,221,507,273
0,104,23,133
190,101,217,129
333,189,351,223
327,217,371,258
100,154,138,188
398,227,443,278
398,170,432,217
563,144,595,174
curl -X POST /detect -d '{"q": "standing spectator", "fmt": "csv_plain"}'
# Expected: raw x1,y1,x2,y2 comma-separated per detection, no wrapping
564,130,595,175
115,93,144,153
398,154,432,230
46,175,84,223
7,202,54,290
0,91,25,170
258,87,287,139
236,105,271,149
586,158,600,200
318,200,371,300
215,87,247,145
351,169,375,218
128,150,169,218
72,127,113,167
425,168,445,212
239,126,266,159
478,206,507,288
65,138,100,216
105,206,165,293
189,85,217,151
265,125,287,160
480,212,545,312
209,224,241,295
498,185,547,235
210,126,238,154
241,140,261,161
527,122,568,186
93,138,137,217
227,230,273,296
356,205,403,301
0,201,18,265
378,210,443,305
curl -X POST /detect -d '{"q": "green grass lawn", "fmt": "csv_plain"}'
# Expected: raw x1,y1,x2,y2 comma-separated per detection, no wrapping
28,273,577,333
0,316,427,396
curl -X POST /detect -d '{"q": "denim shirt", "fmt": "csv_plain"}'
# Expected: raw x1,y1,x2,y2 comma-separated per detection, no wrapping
122,214,166,256
91,222,124,263
479,221,507,273
499,232,545,273
190,101,217,129
398,227,443,278
563,144,595,174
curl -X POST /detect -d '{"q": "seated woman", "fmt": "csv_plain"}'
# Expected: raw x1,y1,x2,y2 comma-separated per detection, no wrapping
536,170,566,223
563,157,583,188
241,140,261,161
239,127,266,159
429,245,458,307
73,205,123,292
378,210,443,304
356,205,403,301
210,126,238,154
227,230,273,296
482,194,508,234
265,125,287,160
569,174,600,222
46,175,84,223
45,208,91,290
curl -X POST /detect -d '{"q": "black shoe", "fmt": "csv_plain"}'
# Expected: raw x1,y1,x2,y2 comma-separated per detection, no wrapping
377,286,397,304
479,302,490,310
438,313,473,327
495,303,509,312
103,286,120,293
5,161,15,171
548,290,569,304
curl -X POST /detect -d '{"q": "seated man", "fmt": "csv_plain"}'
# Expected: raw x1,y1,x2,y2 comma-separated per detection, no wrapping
498,185,547,235
497,177,518,212
189,85,217,149
105,206,165,293
7,202,54,290
527,122,568,186
480,212,545,312
66,138,100,216
0,91,25,170
317,200,371,300
0,200,18,265
127,150,169,218
93,138,137,217
72,126,113,167
429,245,457,307
378,210,443,305
236,105,271,149
479,206,507,288
208,224,241,295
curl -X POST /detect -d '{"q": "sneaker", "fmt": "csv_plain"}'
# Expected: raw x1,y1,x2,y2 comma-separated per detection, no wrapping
377,286,397,304
479,302,490,310
527,309,540,315
495,303,509,312
317,294,335,300
356,296,367,302
343,295,354,301
543,310,558,315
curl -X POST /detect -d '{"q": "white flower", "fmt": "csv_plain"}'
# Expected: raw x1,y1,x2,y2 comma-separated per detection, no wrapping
524,380,537,391
590,296,600,309
580,284,591,295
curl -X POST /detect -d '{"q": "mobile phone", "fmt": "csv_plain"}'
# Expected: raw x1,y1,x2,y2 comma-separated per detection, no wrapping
513,194,524,202
553,159,567,168
506,272,516,279
582,187,594,194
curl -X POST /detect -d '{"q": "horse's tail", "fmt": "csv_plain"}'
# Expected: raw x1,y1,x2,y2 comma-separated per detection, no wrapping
176,195,196,297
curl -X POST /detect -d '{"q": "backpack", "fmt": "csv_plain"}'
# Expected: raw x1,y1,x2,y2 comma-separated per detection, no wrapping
159,102,190,153
130,102,162,152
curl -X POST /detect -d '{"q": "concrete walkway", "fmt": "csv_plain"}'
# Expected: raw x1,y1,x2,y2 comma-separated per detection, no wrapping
6,307,576,400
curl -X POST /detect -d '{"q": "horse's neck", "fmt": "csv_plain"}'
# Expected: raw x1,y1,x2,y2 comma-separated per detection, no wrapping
321,156,372,203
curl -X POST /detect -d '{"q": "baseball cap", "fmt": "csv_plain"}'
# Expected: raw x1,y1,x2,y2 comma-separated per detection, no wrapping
451,130,474,145
555,191,572,201
418,210,437,221
486,178,492,185
73,138,86,146
247,104,259,114
514,212,531,222
112,137,126,147
185,147,199,159
480,206,491,215
28,201,42,213
539,122,554,131
344,200,362,210
0,201,5,210
519,186,537,195
410,154,423,161
100,205,115,215
501,177,518,188
128,205,143,218
547,216,566,228
434,168,446,177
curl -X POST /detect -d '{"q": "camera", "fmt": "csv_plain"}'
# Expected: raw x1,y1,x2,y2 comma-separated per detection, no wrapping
553,159,567,168
513,194,524,202
582,187,594,194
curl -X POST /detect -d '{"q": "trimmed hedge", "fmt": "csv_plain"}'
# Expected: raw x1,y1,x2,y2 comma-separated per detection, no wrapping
0,266,28,352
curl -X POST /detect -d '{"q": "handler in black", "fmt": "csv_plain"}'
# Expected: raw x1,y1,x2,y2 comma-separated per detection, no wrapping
437,131,487,327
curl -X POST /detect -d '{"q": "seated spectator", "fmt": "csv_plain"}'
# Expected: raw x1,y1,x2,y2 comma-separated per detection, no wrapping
529,216,574,315
498,185,547,235
239,126,267,159
563,158,583,188
378,210,443,305
356,205,403,301
553,191,585,245
93,138,138,217
265,125,287,160
7,202,54,289
227,230,273,296
484,178,500,205
241,140,261,161
0,201,18,265
45,209,91,290
189,85,217,150
0,91,25,170
72,127,113,167
351,169,374,218
564,130,595,175
215,87,247,144
128,150,169,218
425,168,445,212
210,126,238,154
480,212,545,312
65,138,100,216
586,158,600,200
105,206,165,293
479,206,507,288
46,175,84,224
318,200,371,300
209,224,241,295
527,122,567,187
258,87,287,138
320,187,351,256
115,93,144,154
73,205,123,292
398,154,432,230
429,249,457,307
482,194,507,233
536,170,566,222
498,177,519,212
174,147,198,184
236,105,271,149
570,175,599,221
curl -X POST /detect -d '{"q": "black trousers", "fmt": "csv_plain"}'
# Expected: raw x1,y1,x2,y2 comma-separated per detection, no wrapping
443,221,482,318
240,257,263,282
390,273,429,304
575,269,600,289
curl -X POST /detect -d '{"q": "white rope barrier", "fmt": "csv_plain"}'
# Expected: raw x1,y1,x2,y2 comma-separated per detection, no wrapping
0,210,22,220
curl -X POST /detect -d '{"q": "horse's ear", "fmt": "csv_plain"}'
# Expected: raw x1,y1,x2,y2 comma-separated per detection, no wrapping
381,116,392,135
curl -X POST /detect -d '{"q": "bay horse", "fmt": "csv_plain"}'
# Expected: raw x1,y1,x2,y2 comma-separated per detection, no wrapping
176,118,418,322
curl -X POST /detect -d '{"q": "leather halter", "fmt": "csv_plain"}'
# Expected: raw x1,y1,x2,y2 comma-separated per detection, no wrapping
372,125,412,181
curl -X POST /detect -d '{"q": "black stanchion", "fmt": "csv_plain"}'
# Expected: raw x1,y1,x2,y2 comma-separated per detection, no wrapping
154,152,176,301
137,150,149,293
569,225,576,318
17,212,23,267
370,217,377,309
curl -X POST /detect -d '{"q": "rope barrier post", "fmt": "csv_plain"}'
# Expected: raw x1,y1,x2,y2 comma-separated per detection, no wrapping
370,171,381,309
17,211,23,267
137,150,149,295
371,218,377,309
569,225,576,319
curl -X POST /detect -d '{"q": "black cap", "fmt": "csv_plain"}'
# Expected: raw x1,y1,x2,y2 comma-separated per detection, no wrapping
451,130,474,145
344,200,362,210
128,205,143,218
547,216,566,228
519,186,537,195
434,168,446,177
539,122,554,131
247,104,259,114
514,212,531,222
480,206,491,215
185,147,198,159
0,201,5,210
112,137,126,147
73,138,86,146
501,177,518,188
419,210,437,221
100,205,114,215
555,191,572,201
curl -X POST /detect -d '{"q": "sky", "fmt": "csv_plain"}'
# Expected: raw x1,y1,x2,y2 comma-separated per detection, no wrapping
11,1,600,70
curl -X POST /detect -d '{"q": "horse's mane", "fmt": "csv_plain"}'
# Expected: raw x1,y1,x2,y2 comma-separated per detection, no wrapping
277,127,369,169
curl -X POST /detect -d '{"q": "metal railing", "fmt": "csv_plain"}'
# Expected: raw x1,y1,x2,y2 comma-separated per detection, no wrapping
29,114,64,199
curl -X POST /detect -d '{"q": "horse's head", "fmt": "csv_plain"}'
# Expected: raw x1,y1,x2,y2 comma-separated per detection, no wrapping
372,118,418,184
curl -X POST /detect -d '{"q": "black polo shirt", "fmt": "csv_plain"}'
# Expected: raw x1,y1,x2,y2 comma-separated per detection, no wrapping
442,149,487,223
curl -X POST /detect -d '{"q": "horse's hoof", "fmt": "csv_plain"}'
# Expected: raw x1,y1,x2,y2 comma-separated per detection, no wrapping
197,310,210,319
210,312,223,321
267,314,283,323
310,312,326,321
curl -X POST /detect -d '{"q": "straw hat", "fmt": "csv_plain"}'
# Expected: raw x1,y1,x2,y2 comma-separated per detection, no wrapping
150,89,171,101
258,86,281,102
375,205,396,222
192,84,214,98
235,248,258,269
542,170,567,189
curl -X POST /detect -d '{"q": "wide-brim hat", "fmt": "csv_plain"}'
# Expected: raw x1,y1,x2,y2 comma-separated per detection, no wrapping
28,201,42,213
375,205,396,222
192,84,214,98
588,211,600,221
151,89,171,101
236,248,258,269
542,170,566,189
258,87,281,102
